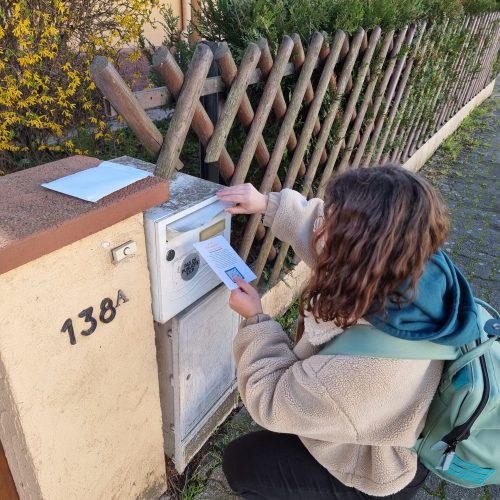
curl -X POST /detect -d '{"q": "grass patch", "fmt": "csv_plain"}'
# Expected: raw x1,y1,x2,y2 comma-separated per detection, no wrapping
276,299,300,341
422,479,447,498
423,96,498,187
161,402,250,499
480,485,491,500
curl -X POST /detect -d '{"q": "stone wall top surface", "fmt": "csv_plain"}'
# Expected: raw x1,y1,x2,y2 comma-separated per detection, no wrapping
0,155,169,275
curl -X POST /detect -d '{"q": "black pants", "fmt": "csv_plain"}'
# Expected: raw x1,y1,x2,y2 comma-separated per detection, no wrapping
222,431,428,500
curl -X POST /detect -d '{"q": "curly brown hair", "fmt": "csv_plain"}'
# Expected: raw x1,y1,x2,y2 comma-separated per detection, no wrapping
301,165,450,328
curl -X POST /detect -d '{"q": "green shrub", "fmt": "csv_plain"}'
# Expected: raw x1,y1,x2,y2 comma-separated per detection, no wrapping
0,0,159,172
194,0,497,55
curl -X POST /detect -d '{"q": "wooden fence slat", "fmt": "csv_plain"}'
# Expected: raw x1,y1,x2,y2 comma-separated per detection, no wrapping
350,27,409,168
292,34,328,166
427,17,471,136
292,34,315,110
104,59,341,117
155,43,213,179
479,14,500,91
415,19,470,151
469,13,497,99
436,15,482,142
257,37,307,177
338,30,395,170
403,19,455,159
292,34,322,145
237,31,325,264
318,27,382,189
463,13,493,105
295,30,355,197
214,43,281,192
230,35,295,186
152,46,235,179
391,21,454,163
247,31,347,282
285,31,348,193
455,16,484,113
381,23,430,164
477,13,500,92
448,15,481,120
210,44,275,247
90,56,164,156
374,24,427,164
435,16,475,127
265,29,366,286
241,32,325,275
204,43,261,163
399,22,449,161
93,13,496,283
472,13,498,96
259,32,325,192
362,24,417,167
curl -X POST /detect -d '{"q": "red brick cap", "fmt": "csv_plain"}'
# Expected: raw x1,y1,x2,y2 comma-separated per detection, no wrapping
0,155,169,275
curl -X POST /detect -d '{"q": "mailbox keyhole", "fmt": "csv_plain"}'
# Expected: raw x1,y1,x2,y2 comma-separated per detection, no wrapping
166,249,176,261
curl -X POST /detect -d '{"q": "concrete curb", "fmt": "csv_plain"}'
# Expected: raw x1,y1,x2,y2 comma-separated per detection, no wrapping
403,79,496,173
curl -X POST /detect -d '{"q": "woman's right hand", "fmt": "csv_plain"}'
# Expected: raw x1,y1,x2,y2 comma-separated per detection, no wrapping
217,183,268,215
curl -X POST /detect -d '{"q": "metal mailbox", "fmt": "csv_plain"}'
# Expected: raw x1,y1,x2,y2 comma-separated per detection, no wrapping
144,193,231,323
111,157,239,474
155,285,239,473
113,156,232,324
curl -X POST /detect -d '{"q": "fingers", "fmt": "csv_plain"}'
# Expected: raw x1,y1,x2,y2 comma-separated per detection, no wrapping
218,184,252,194
217,187,251,208
217,184,254,199
234,277,256,294
225,206,248,215
229,287,243,301
218,195,248,205
217,192,248,201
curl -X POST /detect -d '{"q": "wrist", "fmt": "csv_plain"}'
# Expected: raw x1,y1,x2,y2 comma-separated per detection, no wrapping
259,194,269,214
242,305,263,319
241,313,271,327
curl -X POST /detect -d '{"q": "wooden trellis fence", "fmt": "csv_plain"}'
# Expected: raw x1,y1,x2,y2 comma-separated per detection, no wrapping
91,12,500,286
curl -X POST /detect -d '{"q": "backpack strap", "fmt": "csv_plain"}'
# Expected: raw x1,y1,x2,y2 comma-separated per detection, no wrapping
319,324,460,360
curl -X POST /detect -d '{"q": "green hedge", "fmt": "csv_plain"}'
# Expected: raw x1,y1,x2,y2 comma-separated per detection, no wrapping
194,0,499,54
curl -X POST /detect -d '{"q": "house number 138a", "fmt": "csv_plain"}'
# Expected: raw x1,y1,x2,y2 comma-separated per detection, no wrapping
60,290,129,345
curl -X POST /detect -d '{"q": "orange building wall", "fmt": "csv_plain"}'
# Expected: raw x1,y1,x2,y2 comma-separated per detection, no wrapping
143,0,194,47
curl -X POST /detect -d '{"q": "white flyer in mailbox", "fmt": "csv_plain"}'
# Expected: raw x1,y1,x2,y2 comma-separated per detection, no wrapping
194,235,256,290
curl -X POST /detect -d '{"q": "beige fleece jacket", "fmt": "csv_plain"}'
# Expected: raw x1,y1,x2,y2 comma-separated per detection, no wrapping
234,189,443,496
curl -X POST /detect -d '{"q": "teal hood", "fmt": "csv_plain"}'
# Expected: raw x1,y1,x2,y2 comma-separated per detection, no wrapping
367,251,481,347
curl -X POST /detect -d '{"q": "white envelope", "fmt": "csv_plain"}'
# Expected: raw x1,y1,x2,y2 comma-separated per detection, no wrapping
41,161,152,202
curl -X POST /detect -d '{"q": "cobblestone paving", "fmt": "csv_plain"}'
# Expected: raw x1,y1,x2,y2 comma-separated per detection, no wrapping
186,88,500,500
421,89,499,311
413,84,499,500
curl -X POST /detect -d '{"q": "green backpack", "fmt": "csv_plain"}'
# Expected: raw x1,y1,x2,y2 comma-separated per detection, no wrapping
319,299,500,488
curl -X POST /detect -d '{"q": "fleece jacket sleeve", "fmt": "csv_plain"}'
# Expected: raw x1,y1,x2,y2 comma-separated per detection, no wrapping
233,318,358,443
262,189,324,268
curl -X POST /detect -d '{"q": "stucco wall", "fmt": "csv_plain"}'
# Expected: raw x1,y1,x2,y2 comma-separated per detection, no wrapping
0,214,166,499
143,0,184,47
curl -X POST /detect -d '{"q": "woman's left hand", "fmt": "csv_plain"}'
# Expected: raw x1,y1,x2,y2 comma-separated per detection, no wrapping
229,278,263,319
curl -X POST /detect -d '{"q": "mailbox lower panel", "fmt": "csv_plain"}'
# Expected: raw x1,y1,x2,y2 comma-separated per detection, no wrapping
155,285,240,473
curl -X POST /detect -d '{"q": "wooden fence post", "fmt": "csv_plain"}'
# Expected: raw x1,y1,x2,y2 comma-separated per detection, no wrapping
155,43,213,179
200,41,225,183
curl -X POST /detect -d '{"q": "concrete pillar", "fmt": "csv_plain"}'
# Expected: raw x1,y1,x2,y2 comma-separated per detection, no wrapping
0,156,168,500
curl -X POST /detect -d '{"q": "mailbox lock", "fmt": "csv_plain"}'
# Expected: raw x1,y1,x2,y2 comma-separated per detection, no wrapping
111,241,137,263
166,249,176,261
